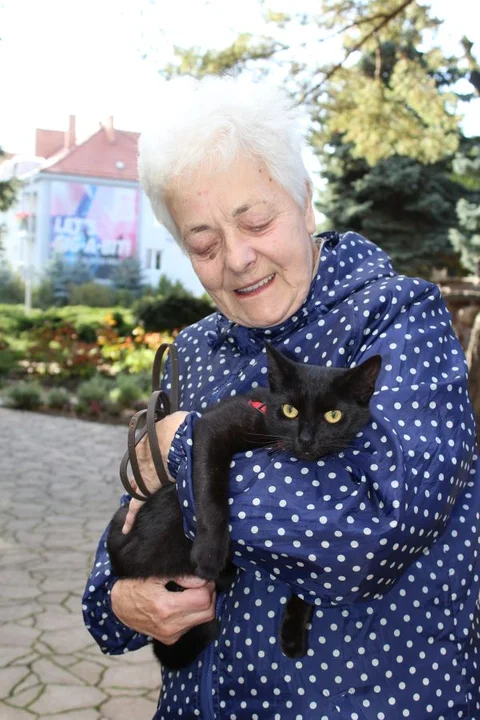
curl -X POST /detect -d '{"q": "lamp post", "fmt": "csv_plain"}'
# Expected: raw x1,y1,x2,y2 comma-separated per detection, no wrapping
17,178,36,313
24,186,35,312
2,158,41,314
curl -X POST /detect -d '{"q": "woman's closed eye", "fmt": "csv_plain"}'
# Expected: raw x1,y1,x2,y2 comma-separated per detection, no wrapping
247,223,270,233
191,243,219,260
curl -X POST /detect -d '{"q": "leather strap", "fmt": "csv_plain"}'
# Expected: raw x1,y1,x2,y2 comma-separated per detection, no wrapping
119,342,180,499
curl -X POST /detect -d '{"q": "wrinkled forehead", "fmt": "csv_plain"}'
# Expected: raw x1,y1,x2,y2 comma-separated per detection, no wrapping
165,155,285,228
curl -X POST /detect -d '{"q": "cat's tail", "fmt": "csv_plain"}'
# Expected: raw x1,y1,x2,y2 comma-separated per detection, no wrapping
152,620,220,670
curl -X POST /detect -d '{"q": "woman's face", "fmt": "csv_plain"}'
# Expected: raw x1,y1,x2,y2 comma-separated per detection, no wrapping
166,155,317,328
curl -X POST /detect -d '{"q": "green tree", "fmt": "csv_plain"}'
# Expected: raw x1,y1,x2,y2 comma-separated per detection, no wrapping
45,255,71,306
111,256,145,299
319,136,465,276
449,141,480,274
157,0,469,165
68,255,93,285
0,147,19,212
0,265,25,304
157,273,190,297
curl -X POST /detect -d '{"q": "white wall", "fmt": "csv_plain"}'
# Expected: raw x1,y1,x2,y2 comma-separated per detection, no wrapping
138,191,205,296
0,171,205,298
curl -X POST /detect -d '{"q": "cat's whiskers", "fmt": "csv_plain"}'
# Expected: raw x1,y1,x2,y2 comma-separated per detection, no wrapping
240,431,290,444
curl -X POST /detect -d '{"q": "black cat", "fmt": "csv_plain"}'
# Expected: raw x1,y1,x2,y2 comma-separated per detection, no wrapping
107,343,381,669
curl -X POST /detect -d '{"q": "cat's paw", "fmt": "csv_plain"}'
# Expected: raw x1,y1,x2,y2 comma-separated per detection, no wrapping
280,631,308,659
191,535,229,581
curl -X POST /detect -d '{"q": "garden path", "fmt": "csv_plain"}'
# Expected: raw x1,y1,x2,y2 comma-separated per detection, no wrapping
0,408,160,720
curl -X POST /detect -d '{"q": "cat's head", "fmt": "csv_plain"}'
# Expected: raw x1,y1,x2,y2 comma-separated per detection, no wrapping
264,342,382,461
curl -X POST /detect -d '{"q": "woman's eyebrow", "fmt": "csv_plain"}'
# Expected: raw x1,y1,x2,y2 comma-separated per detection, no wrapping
232,201,270,218
186,224,211,236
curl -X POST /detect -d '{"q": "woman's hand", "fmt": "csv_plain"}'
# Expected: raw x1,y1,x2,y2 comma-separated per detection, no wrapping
122,410,189,534
111,575,216,644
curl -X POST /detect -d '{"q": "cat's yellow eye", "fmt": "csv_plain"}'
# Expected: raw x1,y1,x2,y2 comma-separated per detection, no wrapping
282,404,299,419
324,410,343,424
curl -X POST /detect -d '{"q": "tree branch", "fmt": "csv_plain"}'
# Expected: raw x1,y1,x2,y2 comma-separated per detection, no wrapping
296,0,417,105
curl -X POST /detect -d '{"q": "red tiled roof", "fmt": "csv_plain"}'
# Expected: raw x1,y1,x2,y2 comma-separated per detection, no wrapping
42,126,140,182
35,129,65,159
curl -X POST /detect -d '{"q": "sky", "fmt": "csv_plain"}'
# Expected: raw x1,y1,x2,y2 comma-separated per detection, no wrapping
0,0,479,159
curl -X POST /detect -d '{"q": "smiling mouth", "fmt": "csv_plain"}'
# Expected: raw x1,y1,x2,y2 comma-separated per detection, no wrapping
234,273,276,296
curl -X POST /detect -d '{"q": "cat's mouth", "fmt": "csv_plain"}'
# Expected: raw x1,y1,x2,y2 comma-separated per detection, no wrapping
295,449,320,461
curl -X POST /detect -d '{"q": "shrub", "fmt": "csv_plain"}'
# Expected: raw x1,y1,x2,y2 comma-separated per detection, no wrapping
33,278,56,309
76,375,115,416
0,267,25,304
110,374,145,409
135,295,214,332
3,380,43,409
69,282,117,307
46,386,71,410
0,336,23,377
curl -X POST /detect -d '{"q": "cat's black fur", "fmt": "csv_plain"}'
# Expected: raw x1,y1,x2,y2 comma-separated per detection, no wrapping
107,343,381,669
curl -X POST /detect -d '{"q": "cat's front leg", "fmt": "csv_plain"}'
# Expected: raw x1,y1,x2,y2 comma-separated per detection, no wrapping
191,519,231,581
190,422,233,580
190,399,268,580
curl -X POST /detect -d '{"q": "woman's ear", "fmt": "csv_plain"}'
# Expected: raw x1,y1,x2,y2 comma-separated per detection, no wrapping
304,182,316,235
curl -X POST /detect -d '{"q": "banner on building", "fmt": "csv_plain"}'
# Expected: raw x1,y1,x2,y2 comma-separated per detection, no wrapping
49,181,139,279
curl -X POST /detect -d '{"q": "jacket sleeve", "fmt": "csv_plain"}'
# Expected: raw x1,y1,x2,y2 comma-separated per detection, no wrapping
82,353,175,654
82,496,152,655
171,281,478,607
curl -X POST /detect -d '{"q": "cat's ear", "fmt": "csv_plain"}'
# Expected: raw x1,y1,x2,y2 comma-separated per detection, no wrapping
265,342,297,392
335,355,382,405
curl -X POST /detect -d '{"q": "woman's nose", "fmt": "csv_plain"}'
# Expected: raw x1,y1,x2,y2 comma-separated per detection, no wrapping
224,235,257,274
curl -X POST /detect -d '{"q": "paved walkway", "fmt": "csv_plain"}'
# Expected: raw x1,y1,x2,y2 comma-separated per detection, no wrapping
0,408,160,720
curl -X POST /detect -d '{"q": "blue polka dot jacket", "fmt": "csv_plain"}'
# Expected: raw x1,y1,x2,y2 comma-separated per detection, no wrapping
83,232,480,719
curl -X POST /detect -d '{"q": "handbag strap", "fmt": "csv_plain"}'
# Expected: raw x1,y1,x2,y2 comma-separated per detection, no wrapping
119,342,180,498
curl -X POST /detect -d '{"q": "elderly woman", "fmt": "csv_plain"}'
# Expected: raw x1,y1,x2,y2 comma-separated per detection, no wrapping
83,76,480,719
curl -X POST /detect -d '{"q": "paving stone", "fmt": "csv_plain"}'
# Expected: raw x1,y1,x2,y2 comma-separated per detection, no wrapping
37,592,70,606
0,704,36,719
30,684,107,714
35,608,79,631
49,655,79,668
40,627,92,655
0,667,30,700
11,653,40,667
16,618,36,628
100,696,158,720
32,658,85,686
106,687,146,696
0,584,41,600
7,683,43,708
12,672,40,695
0,625,41,648
101,663,160,691
0,648,33,669
40,710,101,720
0,604,42,625
0,408,161,717
68,660,105,685
63,595,83,615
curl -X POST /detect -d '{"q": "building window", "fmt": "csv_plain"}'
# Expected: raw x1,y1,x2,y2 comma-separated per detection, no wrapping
146,249,162,270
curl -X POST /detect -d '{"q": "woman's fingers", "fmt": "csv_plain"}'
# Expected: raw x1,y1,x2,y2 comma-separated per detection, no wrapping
121,412,191,534
111,576,217,645
122,497,144,534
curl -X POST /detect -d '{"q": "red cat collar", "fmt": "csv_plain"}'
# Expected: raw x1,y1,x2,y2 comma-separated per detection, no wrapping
249,400,267,414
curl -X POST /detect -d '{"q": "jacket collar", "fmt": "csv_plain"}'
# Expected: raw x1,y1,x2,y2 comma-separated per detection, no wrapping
206,231,395,355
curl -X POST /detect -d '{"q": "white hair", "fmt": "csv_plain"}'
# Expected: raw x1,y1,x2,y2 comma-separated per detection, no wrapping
138,75,311,246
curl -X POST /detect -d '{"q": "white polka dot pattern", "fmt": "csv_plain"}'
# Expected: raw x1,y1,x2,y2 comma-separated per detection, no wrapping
83,232,480,719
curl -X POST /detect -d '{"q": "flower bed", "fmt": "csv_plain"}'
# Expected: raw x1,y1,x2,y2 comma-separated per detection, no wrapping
0,305,175,422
